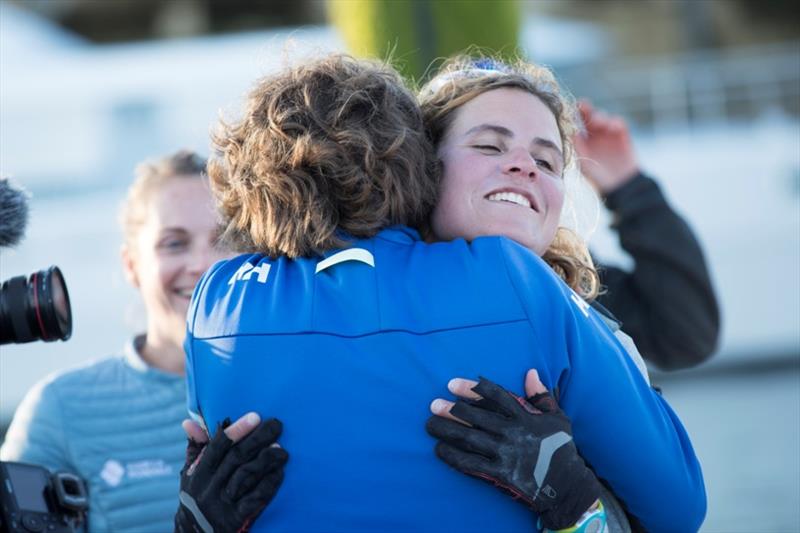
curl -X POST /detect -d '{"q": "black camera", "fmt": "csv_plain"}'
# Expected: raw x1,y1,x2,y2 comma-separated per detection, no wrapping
0,178,72,346
0,266,72,345
0,461,87,533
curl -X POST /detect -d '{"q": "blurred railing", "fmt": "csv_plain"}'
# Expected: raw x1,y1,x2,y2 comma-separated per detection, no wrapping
558,41,800,134
567,40,800,371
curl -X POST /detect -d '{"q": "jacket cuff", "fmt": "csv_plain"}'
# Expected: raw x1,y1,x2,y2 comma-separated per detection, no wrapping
604,172,668,223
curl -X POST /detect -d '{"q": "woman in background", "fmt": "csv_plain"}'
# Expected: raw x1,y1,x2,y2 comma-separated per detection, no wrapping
1,151,229,532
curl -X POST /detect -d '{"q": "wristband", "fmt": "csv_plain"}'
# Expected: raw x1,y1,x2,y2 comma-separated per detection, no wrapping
544,500,607,533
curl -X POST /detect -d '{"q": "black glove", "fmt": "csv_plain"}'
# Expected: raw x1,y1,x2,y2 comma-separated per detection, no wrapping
175,418,289,533
426,377,601,530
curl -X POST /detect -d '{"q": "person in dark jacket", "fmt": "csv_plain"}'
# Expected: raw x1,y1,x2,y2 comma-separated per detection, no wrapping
574,100,720,370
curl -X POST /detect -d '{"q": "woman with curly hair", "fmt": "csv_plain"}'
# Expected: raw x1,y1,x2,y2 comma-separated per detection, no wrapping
185,54,705,532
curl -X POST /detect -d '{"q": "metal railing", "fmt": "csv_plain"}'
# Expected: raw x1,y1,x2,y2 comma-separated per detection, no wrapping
558,42,800,134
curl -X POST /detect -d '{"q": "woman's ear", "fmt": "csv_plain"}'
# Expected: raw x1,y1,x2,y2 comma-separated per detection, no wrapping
121,243,140,288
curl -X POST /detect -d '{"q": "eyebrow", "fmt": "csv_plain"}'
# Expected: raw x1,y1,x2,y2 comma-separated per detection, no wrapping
463,123,564,163
159,227,189,235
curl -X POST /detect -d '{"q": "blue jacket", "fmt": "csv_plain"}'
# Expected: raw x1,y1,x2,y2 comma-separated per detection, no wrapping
186,227,705,532
0,337,187,533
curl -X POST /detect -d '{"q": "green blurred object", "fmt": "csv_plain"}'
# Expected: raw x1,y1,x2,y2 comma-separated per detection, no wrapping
326,0,521,84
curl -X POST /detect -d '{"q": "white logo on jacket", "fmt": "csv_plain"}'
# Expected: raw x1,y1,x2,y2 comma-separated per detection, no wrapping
100,460,125,487
228,262,271,285
100,459,174,487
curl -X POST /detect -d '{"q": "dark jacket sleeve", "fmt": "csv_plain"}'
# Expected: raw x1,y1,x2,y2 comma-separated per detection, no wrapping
595,172,720,370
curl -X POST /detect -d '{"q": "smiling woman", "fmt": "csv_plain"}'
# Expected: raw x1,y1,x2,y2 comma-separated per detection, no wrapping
431,88,566,257
416,58,679,531
0,151,230,532
119,156,226,374
420,57,598,301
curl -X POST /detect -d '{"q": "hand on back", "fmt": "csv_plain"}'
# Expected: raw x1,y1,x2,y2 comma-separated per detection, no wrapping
175,413,288,533
427,370,602,531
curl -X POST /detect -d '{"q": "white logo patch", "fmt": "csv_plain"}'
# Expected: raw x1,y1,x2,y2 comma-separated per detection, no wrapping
228,261,271,285
126,459,173,479
100,459,125,487
315,248,375,273
100,459,174,487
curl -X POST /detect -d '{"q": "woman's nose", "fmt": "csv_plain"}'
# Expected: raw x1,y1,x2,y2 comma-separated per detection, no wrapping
502,148,537,179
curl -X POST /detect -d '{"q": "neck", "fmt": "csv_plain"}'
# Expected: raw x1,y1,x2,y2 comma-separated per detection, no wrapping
139,328,185,375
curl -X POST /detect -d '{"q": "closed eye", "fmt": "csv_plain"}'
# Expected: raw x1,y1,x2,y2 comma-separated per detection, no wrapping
535,159,554,171
473,145,501,153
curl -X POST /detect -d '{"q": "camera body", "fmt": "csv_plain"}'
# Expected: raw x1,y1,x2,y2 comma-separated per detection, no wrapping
0,462,87,533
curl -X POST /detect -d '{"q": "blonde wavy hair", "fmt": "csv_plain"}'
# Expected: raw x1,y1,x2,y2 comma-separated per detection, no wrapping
419,57,600,300
119,149,208,248
208,54,438,258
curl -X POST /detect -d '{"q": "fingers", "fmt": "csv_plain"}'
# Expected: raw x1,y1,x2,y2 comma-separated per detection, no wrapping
430,398,470,426
527,392,562,415
447,378,482,400
577,99,593,127
572,130,588,153
190,424,235,479
524,369,548,398
228,418,284,464
225,447,289,501
235,468,285,521
434,441,492,478
224,412,261,444
578,99,601,132
431,377,491,426
433,377,527,426
239,419,283,450
607,116,628,135
449,399,509,432
213,418,285,489
426,416,499,458
182,419,209,444
223,458,263,502
431,396,508,430
470,377,526,416
577,100,629,137
266,445,289,468
182,419,208,472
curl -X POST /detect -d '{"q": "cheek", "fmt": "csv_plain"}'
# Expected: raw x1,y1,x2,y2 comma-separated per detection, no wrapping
544,178,565,217
439,155,485,207
156,257,184,287
432,170,473,237
138,255,180,298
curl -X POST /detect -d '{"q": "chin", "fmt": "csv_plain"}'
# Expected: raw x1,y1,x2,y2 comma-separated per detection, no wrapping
171,297,191,314
487,227,542,256
527,241,548,256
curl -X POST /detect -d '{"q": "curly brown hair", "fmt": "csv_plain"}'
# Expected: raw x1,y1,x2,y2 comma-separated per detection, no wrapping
419,56,600,300
208,54,438,258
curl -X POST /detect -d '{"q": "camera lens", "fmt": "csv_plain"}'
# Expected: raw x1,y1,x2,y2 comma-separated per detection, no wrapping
0,266,72,345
